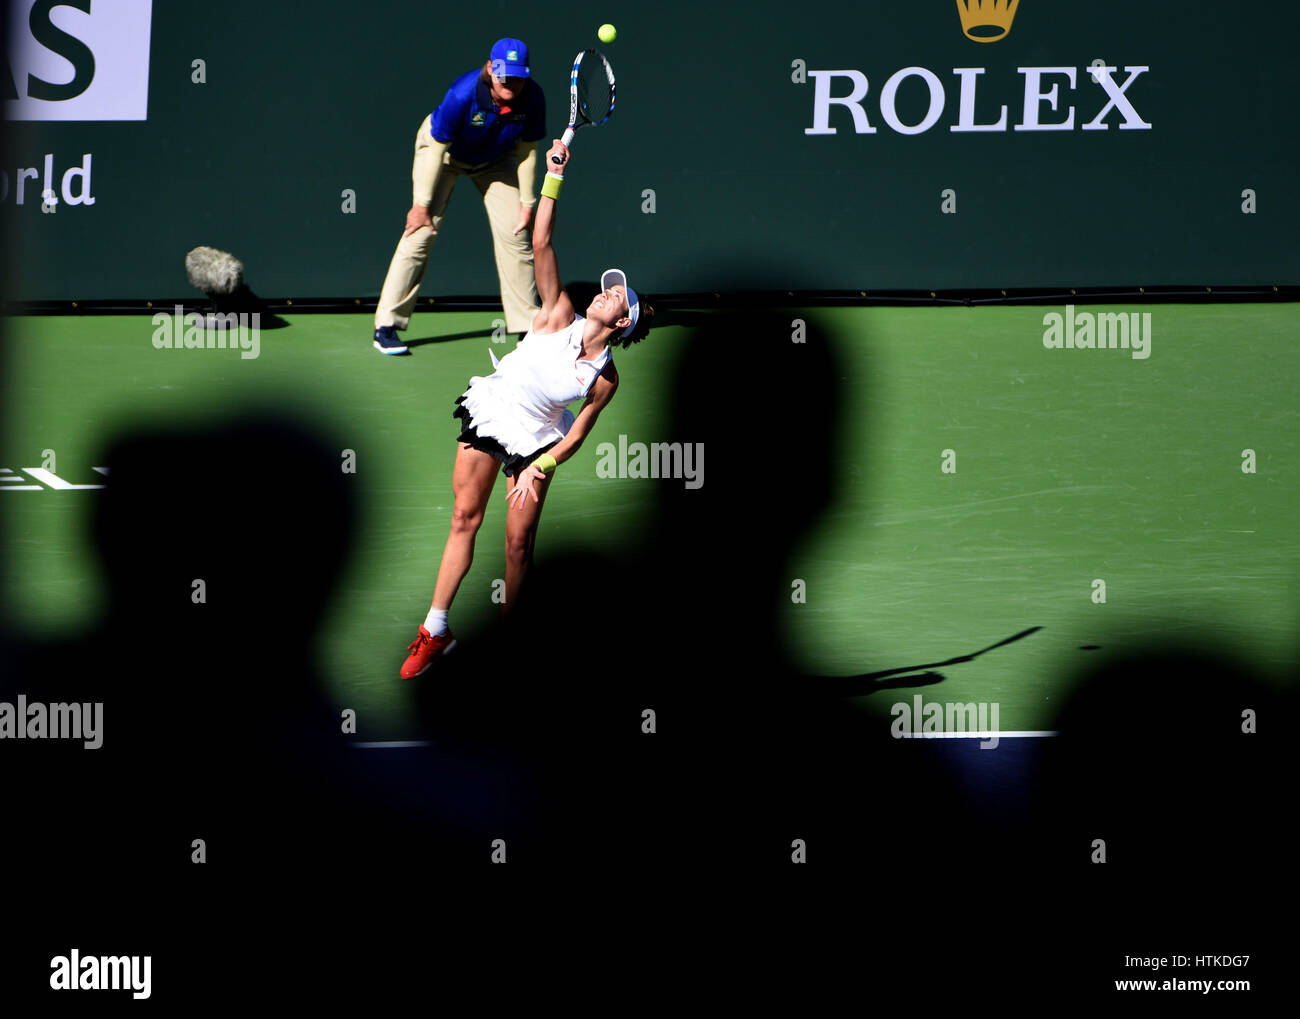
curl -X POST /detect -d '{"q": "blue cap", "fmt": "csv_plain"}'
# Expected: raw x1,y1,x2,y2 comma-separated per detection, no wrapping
490,39,530,79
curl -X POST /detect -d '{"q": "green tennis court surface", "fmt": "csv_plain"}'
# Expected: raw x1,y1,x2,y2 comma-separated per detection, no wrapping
4,306,1296,739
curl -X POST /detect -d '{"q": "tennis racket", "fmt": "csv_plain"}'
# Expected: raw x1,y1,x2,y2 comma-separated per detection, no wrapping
551,48,616,165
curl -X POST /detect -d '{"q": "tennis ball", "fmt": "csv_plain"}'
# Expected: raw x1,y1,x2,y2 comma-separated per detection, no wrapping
598,24,617,44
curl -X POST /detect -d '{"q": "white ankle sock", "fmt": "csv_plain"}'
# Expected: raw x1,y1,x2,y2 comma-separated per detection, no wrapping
423,606,449,636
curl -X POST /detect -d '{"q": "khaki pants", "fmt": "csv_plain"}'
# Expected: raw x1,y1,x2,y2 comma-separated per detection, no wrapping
376,115,540,333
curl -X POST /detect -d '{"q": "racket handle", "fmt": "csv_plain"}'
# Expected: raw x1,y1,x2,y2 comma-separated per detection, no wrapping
551,127,576,164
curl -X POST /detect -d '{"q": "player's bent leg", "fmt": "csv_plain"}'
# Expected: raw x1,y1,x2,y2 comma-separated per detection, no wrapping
400,443,499,679
434,445,497,603
502,468,553,613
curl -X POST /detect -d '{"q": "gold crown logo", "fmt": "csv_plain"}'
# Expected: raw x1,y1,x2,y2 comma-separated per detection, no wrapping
955,0,1020,43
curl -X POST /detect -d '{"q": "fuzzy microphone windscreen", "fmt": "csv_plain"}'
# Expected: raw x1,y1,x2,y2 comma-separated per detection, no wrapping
185,246,244,297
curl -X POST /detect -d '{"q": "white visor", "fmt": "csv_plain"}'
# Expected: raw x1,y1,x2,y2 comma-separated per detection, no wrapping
600,267,640,339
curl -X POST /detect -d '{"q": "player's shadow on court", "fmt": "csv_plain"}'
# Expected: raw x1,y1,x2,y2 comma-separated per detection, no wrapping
814,626,1043,695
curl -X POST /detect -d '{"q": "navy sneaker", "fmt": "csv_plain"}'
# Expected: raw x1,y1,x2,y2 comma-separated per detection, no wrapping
373,326,408,355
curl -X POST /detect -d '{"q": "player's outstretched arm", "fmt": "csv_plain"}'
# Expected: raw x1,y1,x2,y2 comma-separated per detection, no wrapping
531,139,575,334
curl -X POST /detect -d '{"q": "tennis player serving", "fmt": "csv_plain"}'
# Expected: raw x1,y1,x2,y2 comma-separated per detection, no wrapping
399,136,654,678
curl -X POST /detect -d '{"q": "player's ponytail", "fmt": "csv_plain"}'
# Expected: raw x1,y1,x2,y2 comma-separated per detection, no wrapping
616,300,654,349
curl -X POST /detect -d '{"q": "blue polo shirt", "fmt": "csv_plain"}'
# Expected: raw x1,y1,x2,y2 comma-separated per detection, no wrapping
430,69,546,166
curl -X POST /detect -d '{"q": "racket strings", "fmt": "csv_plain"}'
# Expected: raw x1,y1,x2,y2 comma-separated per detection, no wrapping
576,62,613,121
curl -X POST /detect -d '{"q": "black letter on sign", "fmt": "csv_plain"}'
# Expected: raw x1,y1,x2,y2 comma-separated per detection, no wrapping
28,0,96,102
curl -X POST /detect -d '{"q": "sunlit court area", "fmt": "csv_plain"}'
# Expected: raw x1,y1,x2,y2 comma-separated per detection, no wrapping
4,304,1297,737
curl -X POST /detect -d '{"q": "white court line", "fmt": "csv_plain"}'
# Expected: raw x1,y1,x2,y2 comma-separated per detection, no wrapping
350,740,434,749
897,731,1056,739
352,734,1057,747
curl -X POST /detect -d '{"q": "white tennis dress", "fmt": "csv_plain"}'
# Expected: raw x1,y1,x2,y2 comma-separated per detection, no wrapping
458,315,614,456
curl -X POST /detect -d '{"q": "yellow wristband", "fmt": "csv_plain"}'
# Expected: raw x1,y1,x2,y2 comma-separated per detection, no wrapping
534,453,557,475
541,173,563,200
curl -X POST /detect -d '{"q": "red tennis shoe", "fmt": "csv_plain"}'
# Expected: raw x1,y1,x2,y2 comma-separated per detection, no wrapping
400,625,457,679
